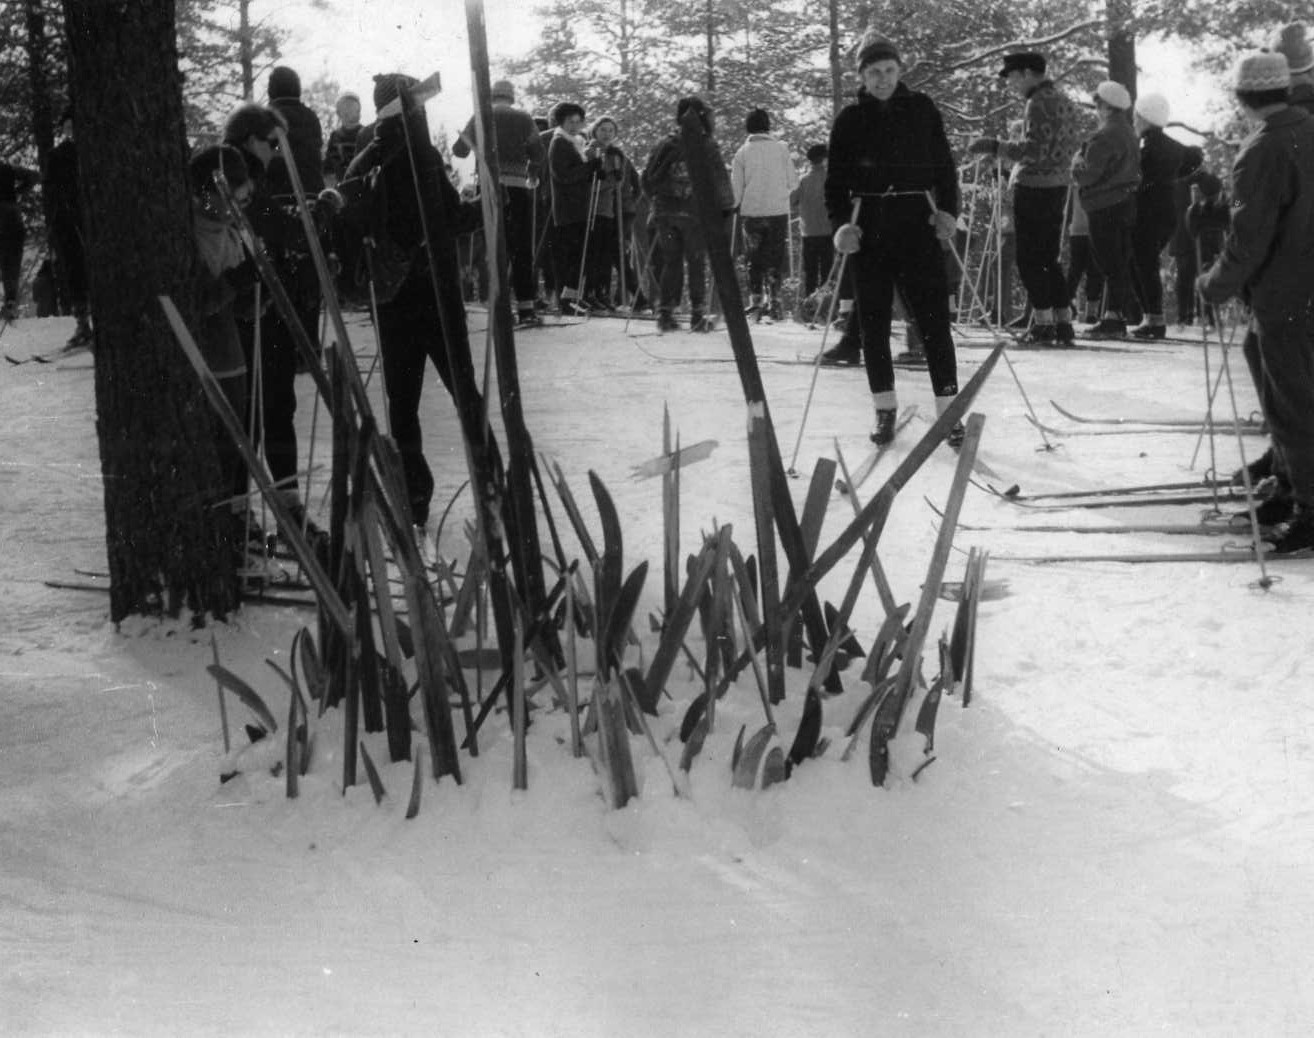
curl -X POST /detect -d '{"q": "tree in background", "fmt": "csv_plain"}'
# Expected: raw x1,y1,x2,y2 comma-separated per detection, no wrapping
63,0,239,621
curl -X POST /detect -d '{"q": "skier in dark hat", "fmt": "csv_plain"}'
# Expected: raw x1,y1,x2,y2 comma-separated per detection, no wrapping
825,31,963,447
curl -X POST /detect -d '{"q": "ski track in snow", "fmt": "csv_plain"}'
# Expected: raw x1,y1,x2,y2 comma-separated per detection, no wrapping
4,314,1314,1034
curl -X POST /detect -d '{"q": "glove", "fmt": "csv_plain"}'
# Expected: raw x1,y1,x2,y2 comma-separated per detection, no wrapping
968,137,1000,157
833,223,862,255
929,210,957,241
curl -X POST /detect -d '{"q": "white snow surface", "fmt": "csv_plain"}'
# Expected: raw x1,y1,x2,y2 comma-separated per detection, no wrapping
4,311,1313,1036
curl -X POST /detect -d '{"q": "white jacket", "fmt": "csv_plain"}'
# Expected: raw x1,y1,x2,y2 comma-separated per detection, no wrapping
730,134,799,217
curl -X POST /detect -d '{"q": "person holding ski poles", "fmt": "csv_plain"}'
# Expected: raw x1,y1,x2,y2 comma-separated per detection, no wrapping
825,31,963,447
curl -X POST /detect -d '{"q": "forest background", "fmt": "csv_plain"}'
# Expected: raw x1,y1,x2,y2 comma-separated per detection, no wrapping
0,0,1301,253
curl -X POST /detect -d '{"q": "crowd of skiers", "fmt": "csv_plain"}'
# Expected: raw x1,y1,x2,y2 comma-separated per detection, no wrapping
11,15,1310,561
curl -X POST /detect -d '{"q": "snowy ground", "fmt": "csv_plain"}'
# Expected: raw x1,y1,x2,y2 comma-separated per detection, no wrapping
4,309,1313,1036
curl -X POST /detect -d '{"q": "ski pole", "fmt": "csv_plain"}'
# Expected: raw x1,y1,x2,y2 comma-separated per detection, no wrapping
1212,312,1272,588
928,189,1054,452
623,232,660,336
571,176,601,315
785,197,860,477
616,183,626,310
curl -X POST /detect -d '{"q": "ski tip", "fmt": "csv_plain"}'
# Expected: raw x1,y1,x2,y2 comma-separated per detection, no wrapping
1003,484,1021,498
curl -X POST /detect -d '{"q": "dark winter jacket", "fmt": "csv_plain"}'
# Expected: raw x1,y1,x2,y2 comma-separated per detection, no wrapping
591,143,641,219
267,97,325,196
640,132,734,218
323,124,363,184
0,162,37,206
1185,195,1230,267
824,83,959,230
1198,106,1314,314
43,141,79,232
1290,81,1314,116
452,104,545,189
999,80,1086,189
548,129,600,225
1071,113,1139,213
1136,128,1201,215
341,111,481,298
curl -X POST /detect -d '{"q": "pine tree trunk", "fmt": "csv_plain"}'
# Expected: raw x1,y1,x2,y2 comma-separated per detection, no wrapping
63,0,239,622
1106,0,1137,97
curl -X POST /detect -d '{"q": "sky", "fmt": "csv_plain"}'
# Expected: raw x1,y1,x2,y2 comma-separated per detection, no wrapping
263,2,1228,144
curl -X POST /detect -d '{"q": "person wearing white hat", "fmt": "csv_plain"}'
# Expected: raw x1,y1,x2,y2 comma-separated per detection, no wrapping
1198,50,1314,554
1128,92,1202,338
1069,81,1139,339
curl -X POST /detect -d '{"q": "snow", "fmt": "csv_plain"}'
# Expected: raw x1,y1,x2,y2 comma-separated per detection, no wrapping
4,310,1314,1035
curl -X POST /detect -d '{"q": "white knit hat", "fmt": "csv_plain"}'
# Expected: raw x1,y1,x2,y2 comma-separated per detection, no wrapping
1134,92,1170,127
1233,51,1291,92
1094,80,1132,111
1273,23,1314,75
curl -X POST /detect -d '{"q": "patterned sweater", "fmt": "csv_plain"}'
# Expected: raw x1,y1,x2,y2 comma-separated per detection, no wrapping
999,80,1086,190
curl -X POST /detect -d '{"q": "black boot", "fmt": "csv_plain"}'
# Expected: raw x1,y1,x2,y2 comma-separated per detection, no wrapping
870,408,898,446
820,334,862,367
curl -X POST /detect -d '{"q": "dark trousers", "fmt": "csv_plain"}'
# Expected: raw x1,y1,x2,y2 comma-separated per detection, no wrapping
1131,209,1177,318
1012,184,1069,312
655,210,707,314
742,214,788,297
552,220,587,298
586,215,618,301
1173,247,1197,323
1067,235,1105,317
51,218,87,317
851,216,958,398
1086,198,1136,319
1243,305,1314,507
0,204,23,306
802,234,833,296
504,185,536,309
238,267,320,501
377,269,456,526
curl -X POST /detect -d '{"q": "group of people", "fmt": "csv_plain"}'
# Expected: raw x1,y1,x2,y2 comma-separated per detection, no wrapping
149,14,1314,561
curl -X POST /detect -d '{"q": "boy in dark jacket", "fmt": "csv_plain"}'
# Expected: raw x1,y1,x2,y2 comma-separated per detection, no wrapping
825,31,962,446
640,96,734,332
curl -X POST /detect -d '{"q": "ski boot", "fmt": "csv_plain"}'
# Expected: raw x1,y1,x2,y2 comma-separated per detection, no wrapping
870,408,898,446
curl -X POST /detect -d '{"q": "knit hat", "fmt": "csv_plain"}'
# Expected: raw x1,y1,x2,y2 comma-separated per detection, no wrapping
373,73,419,113
1234,50,1291,92
491,79,515,103
1093,80,1132,111
590,115,618,138
268,66,301,100
1134,92,1170,127
1273,23,1314,75
337,91,360,106
998,52,1045,78
855,31,900,71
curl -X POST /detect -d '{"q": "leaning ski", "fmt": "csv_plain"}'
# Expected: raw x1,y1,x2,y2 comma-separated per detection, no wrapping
835,405,918,495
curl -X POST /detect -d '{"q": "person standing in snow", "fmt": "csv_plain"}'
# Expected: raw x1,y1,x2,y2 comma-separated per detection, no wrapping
188,144,256,518
1069,81,1140,340
266,66,325,196
794,143,833,303
339,73,481,528
640,95,734,333
43,105,91,346
547,101,601,318
1127,93,1202,339
582,115,640,310
968,52,1084,345
452,79,546,327
0,157,37,322
1198,51,1314,554
222,102,324,547
323,91,364,186
731,108,799,321
825,31,963,447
